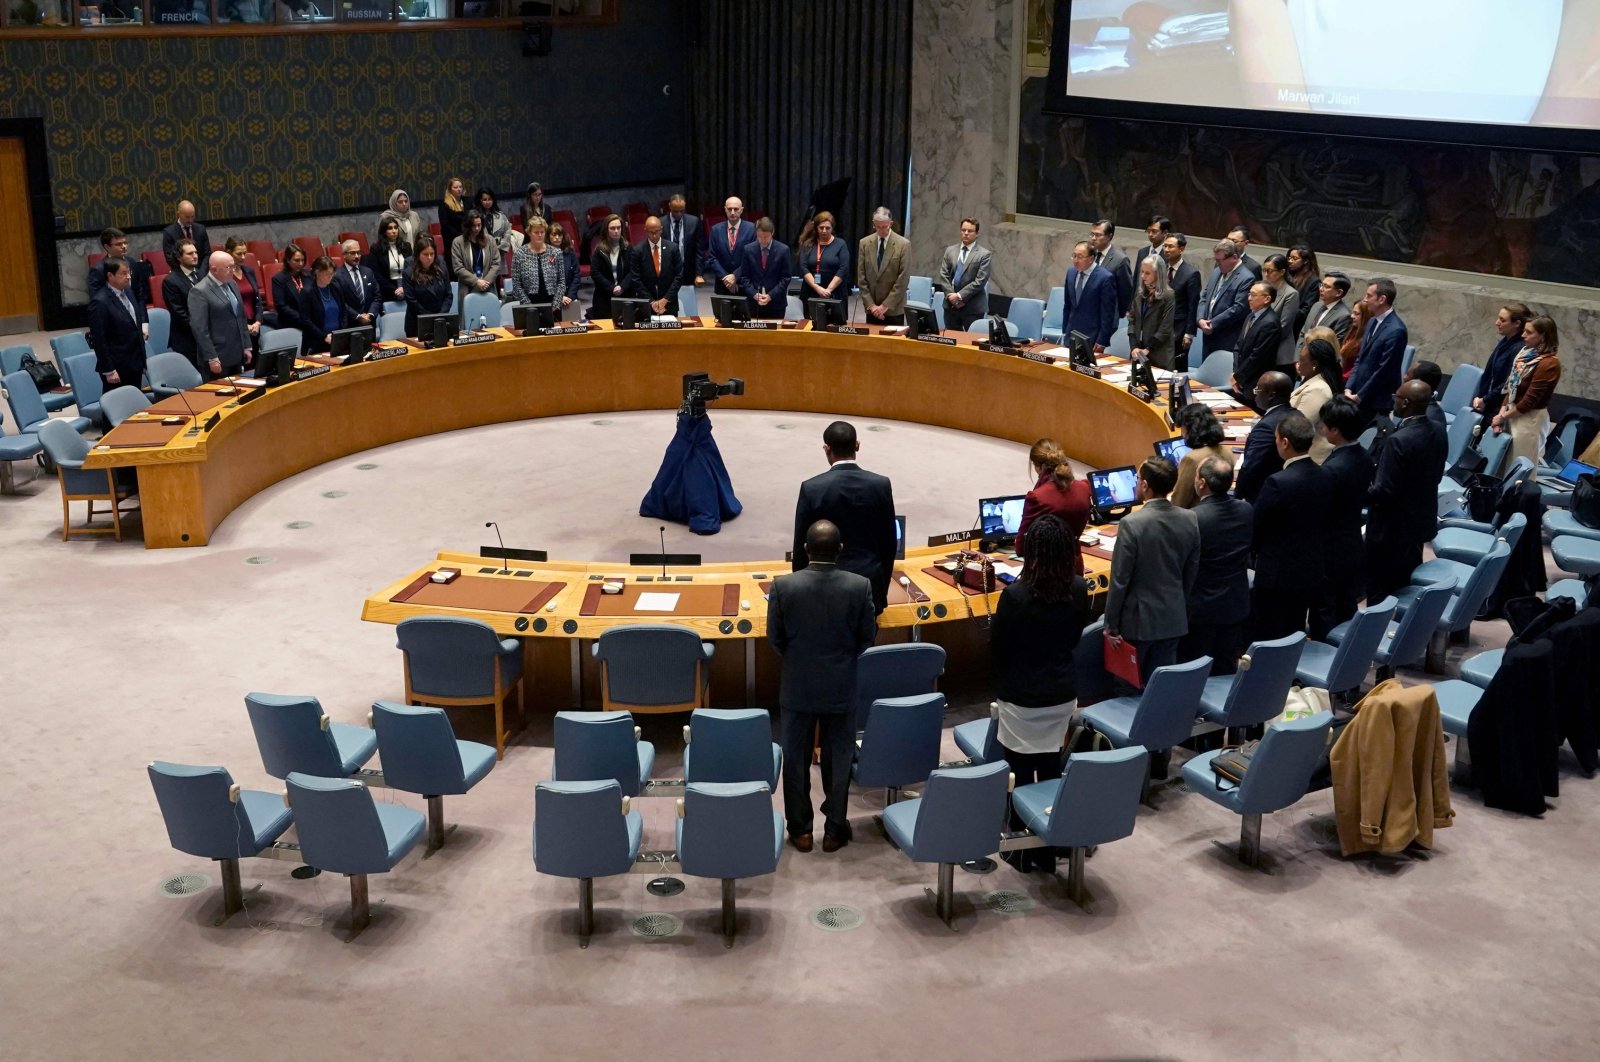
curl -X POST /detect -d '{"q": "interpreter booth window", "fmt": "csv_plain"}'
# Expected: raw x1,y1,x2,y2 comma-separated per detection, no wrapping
397,0,444,19
7,0,72,25
216,0,272,22
78,0,144,24
338,0,391,21
277,0,333,22
147,0,207,22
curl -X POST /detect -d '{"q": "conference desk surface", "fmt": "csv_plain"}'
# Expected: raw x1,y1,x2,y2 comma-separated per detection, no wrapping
81,319,1189,548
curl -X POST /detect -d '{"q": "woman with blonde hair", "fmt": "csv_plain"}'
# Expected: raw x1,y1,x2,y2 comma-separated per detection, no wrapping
438,176,467,255
1015,437,1091,572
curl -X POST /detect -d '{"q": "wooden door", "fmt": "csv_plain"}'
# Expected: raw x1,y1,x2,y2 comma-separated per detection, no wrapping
0,139,39,334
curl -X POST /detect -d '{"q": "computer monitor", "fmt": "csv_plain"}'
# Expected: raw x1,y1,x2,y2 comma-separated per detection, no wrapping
264,346,298,384
904,303,940,339
1129,355,1158,396
512,301,555,333
808,298,844,330
612,298,650,329
1088,466,1140,511
711,294,750,327
1068,330,1095,367
1154,435,1192,466
419,312,456,349
894,514,906,560
986,314,1016,347
978,495,1026,539
330,325,374,364
1167,372,1193,410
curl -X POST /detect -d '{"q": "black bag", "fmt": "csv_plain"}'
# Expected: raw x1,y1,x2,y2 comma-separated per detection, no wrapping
1212,740,1260,785
1446,425,1487,484
1464,472,1502,524
1572,473,1600,530
20,353,61,394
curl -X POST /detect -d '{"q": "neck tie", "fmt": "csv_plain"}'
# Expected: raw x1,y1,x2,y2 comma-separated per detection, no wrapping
225,285,240,317
761,247,768,270
728,224,736,251
119,290,135,320
652,243,660,275
953,247,967,287
1242,312,1254,340
183,224,192,241
1168,266,1176,283
1074,270,1085,301
1095,251,1103,265
351,266,362,298
672,219,680,247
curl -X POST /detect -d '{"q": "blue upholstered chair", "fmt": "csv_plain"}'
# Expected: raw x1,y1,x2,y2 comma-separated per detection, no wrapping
37,418,137,541
146,350,202,399
370,701,497,853
1180,712,1334,868
852,693,947,805
1400,343,1417,379
1545,511,1600,545
678,284,699,318
1294,596,1396,694
882,760,1010,925
1196,634,1305,736
145,307,172,359
396,615,523,759
0,410,43,495
1329,581,1455,679
48,332,92,371
284,773,426,937
1428,509,1527,574
100,385,151,429
533,779,644,947
1438,364,1481,417
1041,285,1065,343
1188,349,1233,388
591,624,713,714
951,712,999,765
683,708,780,789
378,309,409,342
1390,543,1512,669
4,369,93,436
853,642,945,732
461,291,502,331
1006,297,1046,342
552,711,655,797
245,692,378,780
147,761,294,922
259,327,302,366
2,344,73,412
61,352,105,427
1011,746,1149,906
907,275,934,308
1474,428,1512,479
1081,656,1211,787
1443,411,1481,467
675,781,784,946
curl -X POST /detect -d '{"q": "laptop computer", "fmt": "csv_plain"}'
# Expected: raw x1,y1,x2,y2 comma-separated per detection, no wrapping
1541,458,1596,492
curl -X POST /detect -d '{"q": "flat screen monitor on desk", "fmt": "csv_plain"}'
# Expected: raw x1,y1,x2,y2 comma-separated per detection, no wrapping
808,298,845,330
1068,330,1095,368
1154,435,1192,465
262,347,297,384
512,302,555,333
905,303,940,339
612,298,650,329
1088,466,1139,516
979,495,1025,539
331,326,374,364
419,313,457,349
711,294,749,327
894,514,906,560
1168,372,1192,411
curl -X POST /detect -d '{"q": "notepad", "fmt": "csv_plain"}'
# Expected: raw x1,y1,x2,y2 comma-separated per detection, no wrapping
634,592,681,612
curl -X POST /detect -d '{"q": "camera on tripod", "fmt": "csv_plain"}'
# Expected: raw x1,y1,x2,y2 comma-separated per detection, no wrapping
681,372,745,417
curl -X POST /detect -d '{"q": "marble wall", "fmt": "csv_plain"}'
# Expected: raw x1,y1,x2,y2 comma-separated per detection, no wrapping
908,0,1600,404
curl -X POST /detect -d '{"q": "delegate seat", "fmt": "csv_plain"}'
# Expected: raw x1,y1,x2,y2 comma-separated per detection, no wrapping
852,642,945,733
1443,411,1482,468
146,350,202,399
1196,633,1305,736
1294,596,1396,695
369,701,496,854
951,711,1000,765
1006,297,1045,342
882,760,1011,925
1328,580,1456,679
259,327,302,367
0,410,43,495
37,418,137,541
551,711,655,797
1080,655,1211,790
1415,513,1526,587
1188,349,1233,388
907,274,933,309
396,616,523,759
100,385,151,429
592,624,713,715
1545,510,1600,545
1011,747,1149,906
683,708,780,789
5,343,74,413
1391,543,1513,669
245,692,378,780
284,773,425,938
1041,285,1065,343
461,291,502,331
60,352,104,428
533,779,644,948
4,369,92,436
1438,365,1482,416
145,307,172,359
675,782,784,946
852,693,946,805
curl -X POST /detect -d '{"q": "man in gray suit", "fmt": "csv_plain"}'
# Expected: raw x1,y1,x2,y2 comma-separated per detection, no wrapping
1299,272,1354,345
1196,237,1255,354
856,206,911,325
933,217,991,331
768,520,878,853
1104,456,1201,688
188,250,253,380
1089,219,1134,318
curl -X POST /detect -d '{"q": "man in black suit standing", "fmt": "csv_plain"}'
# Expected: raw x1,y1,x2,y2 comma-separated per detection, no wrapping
630,216,682,316
1181,456,1253,674
768,519,878,853
1311,396,1375,638
1230,281,1283,407
1089,219,1134,318
87,259,150,391
1251,411,1330,640
1299,272,1353,345
1227,226,1263,280
1235,371,1294,503
736,218,793,320
1134,214,1172,275
163,239,204,370
331,239,379,329
161,200,212,270
663,194,701,290
792,420,897,615
87,227,153,308
1160,233,1201,369
1344,277,1409,428
1366,380,1448,605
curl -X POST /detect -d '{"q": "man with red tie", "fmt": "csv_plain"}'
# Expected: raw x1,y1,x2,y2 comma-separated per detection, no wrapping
736,218,793,320
702,196,757,297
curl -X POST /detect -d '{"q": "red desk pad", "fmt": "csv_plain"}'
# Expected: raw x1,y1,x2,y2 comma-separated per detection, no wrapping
97,421,186,448
143,391,235,416
390,572,564,613
580,582,739,617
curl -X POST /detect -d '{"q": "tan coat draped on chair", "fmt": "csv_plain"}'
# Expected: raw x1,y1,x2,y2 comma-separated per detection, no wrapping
1329,679,1455,856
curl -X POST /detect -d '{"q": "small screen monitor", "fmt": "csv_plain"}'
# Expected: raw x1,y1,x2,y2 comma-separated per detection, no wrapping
419,312,456,348
612,298,650,329
904,303,940,339
1154,435,1192,465
986,314,1016,347
1088,466,1140,510
1068,330,1095,366
894,514,906,560
978,495,1026,538
1168,373,1193,410
711,294,750,327
808,298,844,330
330,325,374,364
267,347,298,384
512,302,555,333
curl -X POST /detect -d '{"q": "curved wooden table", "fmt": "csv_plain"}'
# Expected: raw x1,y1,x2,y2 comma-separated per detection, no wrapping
84,321,1173,548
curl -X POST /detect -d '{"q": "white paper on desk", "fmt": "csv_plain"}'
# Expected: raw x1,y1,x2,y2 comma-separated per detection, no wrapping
1152,368,1178,381
1224,426,1251,440
1103,371,1131,383
634,592,681,612
993,561,1023,578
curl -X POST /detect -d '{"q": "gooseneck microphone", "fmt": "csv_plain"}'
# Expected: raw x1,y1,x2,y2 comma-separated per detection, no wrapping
173,386,205,430
486,521,509,573
659,525,668,579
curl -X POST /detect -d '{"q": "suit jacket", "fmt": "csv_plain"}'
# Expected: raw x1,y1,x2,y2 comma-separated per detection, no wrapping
588,243,633,319
299,282,349,353
162,268,202,359
270,269,310,336
87,258,153,308
1103,498,1200,641
1128,289,1175,368
1322,441,1374,568
1063,265,1118,349
188,273,251,374
736,239,793,305
1166,260,1201,346
1347,311,1409,413
856,230,911,316
792,461,898,614
402,271,453,339
934,243,992,317
703,218,757,291
510,246,567,307
364,242,412,303
766,562,878,715
1252,457,1329,589
1134,244,1165,276
161,220,211,268
331,262,380,322
1367,415,1447,550
1236,403,1291,504
1233,307,1284,399
1199,263,1253,352
449,236,501,294
662,212,701,286
629,239,683,311
1330,679,1454,855
1239,253,1263,280
1189,493,1253,625
88,286,149,382
1300,298,1352,345
1270,285,1300,365
1097,245,1134,318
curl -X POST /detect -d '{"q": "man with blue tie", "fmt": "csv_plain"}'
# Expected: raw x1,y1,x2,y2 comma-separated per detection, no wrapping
736,217,793,319
87,259,150,390
934,218,992,332
703,196,757,298
1196,237,1254,354
1063,241,1117,352
1344,277,1409,428
189,250,252,379
332,239,379,329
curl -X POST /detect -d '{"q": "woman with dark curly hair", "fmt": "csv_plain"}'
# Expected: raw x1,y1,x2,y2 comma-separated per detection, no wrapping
1170,403,1232,509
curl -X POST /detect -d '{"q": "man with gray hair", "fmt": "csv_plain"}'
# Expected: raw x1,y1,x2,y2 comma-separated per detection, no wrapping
1196,236,1254,354
856,206,910,325
188,250,252,379
1180,456,1253,673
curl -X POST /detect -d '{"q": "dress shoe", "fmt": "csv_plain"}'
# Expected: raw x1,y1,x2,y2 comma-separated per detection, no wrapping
821,833,849,853
789,832,814,853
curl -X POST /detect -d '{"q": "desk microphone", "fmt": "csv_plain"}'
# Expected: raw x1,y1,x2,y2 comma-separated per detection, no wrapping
174,387,205,431
486,521,509,573
659,525,668,579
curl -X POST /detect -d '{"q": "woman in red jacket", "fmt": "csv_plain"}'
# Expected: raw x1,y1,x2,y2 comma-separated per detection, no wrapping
1015,437,1091,573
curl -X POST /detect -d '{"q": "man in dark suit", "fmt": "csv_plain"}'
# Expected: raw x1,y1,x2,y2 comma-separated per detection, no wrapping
1160,233,1201,368
736,218,792,319
1181,455,1253,674
189,250,252,379
1345,277,1409,426
792,420,897,614
1134,214,1172,275
663,194,701,289
1235,371,1294,503
1227,226,1263,280
162,239,204,369
1089,219,1134,318
1196,237,1253,354
702,196,757,298
1311,396,1375,638
1103,456,1200,687
1230,281,1283,406
768,519,878,853
934,218,992,331
87,227,153,308
629,216,682,316
1406,360,1451,437
1063,241,1118,352
160,200,211,270
1366,380,1448,605
1299,272,1353,345
88,259,150,391
331,239,379,328
1251,411,1330,640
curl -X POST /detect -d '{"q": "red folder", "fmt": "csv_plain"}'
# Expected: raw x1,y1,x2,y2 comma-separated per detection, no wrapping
1103,633,1142,690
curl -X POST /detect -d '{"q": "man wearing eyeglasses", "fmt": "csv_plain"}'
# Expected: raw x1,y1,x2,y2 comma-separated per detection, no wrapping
1299,272,1353,346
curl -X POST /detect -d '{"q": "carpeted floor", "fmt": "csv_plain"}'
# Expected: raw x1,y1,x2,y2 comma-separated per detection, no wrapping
2,398,1597,1061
